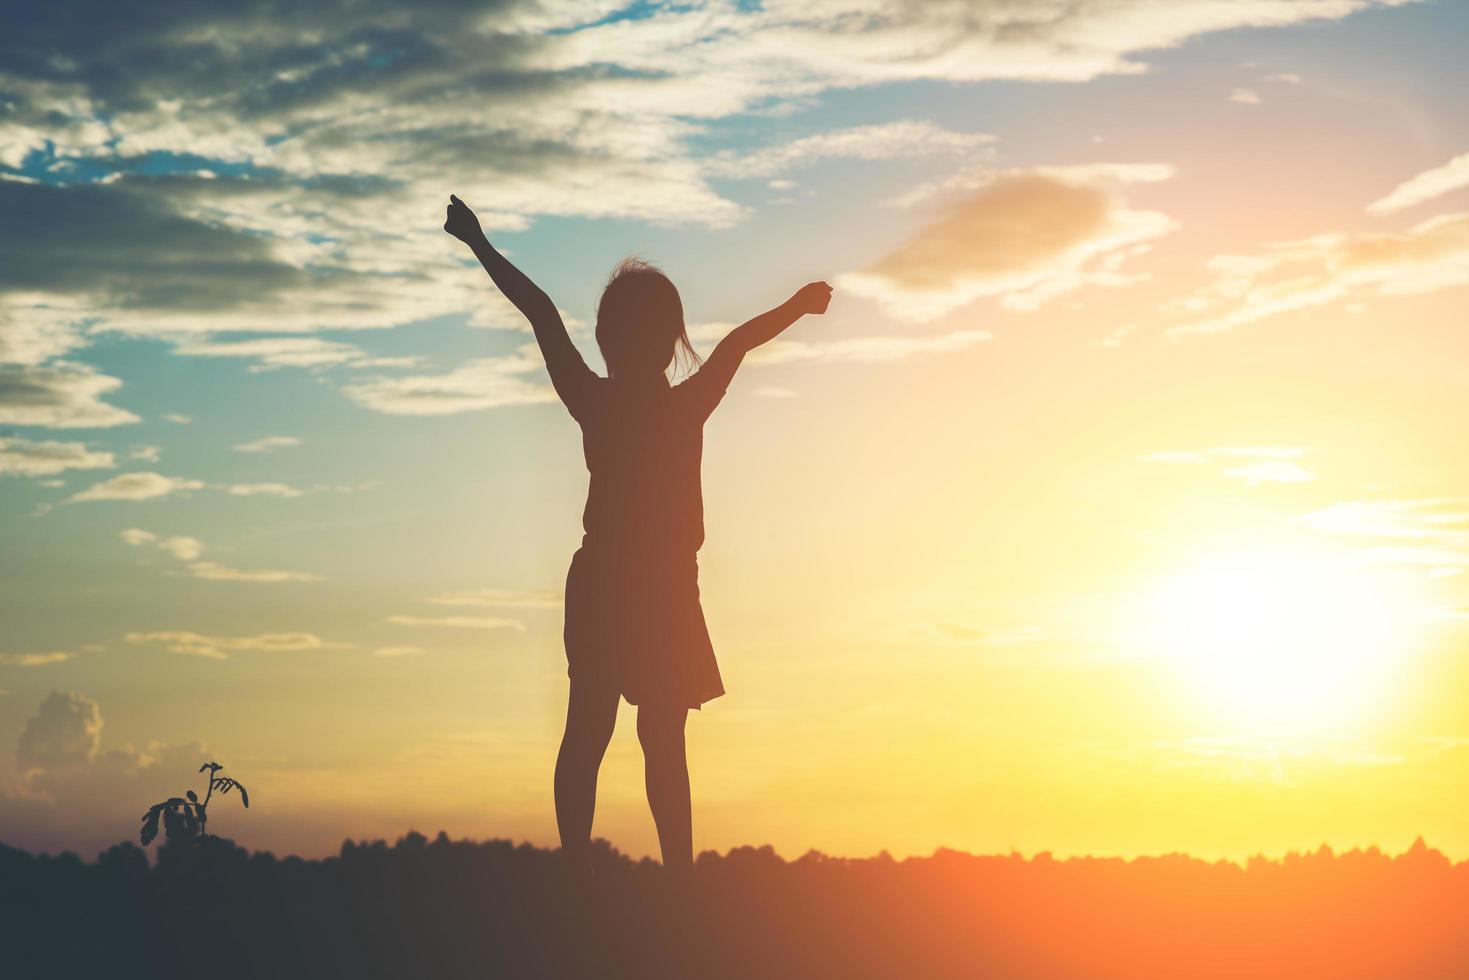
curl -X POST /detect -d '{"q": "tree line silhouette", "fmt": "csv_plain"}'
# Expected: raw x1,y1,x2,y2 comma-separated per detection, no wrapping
3,830,1467,979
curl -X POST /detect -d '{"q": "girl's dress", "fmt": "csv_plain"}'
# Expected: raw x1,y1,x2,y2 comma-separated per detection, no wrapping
561,368,728,709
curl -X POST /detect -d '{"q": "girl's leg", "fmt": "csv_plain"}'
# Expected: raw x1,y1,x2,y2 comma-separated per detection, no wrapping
636,703,692,872
554,675,620,887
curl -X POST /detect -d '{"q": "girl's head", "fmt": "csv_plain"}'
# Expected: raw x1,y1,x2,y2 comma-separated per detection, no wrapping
595,257,700,380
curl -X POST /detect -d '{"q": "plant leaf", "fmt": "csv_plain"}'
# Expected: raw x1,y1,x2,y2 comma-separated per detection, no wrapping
186,790,198,803
140,803,164,845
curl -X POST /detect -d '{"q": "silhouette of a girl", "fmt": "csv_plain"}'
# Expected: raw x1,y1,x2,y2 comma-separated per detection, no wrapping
445,195,832,884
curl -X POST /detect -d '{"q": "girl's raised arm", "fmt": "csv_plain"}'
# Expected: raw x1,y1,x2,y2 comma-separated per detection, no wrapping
698,281,833,396
444,194,597,416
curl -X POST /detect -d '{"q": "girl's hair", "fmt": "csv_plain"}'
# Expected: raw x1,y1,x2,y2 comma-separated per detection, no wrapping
595,257,701,379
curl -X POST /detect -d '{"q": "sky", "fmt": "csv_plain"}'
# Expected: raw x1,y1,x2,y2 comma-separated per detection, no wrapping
3,0,1469,863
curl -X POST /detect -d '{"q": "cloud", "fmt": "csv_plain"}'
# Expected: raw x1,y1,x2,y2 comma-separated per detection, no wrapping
120,528,317,581
386,614,527,631
1229,88,1262,104
16,691,101,770
688,321,991,367
120,528,204,561
68,472,204,503
426,588,563,609
1264,72,1304,83
1171,212,1469,335
185,561,323,583
888,161,1175,210
342,352,556,416
752,329,993,365
0,178,307,312
176,337,423,373
232,435,302,454
2,691,213,856
0,306,89,365
1301,499,1469,572
896,622,1044,648
0,362,138,428
125,631,347,659
706,120,992,179
223,482,305,498
842,167,1174,320
128,445,161,462
373,646,429,658
160,537,206,561
1222,460,1314,486
0,652,75,668
0,0,1407,389
1141,446,1313,485
1367,151,1469,215
163,413,191,425
0,436,115,477
1092,322,1140,349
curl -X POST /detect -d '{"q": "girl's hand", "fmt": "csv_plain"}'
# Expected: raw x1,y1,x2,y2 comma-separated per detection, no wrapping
444,194,483,244
791,281,833,315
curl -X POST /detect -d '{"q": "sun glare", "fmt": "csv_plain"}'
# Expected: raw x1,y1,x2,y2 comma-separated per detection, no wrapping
1132,544,1439,733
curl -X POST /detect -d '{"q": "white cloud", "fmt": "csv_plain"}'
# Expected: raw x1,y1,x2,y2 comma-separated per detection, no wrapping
1223,459,1315,485
125,631,346,659
0,362,138,428
119,528,205,561
0,0,1408,391
1301,498,1469,571
1141,446,1313,485
0,307,88,365
898,622,1045,648
158,536,204,561
120,527,317,581
128,445,162,462
223,482,305,498
175,337,425,372
752,329,992,365
373,646,429,658
386,614,527,631
0,652,74,668
186,561,322,583
706,120,992,178
1171,212,1469,335
0,436,115,477
1229,88,1262,104
843,166,1174,321
232,435,302,454
1264,72,1303,83
163,413,191,425
1092,322,1140,349
342,351,556,416
426,588,563,609
68,472,204,503
1367,151,1469,215
17,691,101,770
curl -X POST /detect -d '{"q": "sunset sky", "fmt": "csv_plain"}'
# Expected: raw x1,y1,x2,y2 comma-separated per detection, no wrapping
4,0,1469,863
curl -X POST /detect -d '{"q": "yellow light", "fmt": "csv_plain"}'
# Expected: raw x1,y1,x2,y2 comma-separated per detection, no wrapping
1132,544,1437,734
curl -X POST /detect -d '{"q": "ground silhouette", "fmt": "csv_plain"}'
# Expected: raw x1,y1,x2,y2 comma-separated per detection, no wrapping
3,832,1467,979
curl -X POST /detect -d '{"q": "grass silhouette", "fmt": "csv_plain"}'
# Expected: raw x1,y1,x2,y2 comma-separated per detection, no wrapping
3,831,1467,979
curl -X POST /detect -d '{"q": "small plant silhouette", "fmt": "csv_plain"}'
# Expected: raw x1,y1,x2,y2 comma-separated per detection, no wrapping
140,761,250,846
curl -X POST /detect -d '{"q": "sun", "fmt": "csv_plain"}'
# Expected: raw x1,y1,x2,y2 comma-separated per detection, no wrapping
1131,543,1437,733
